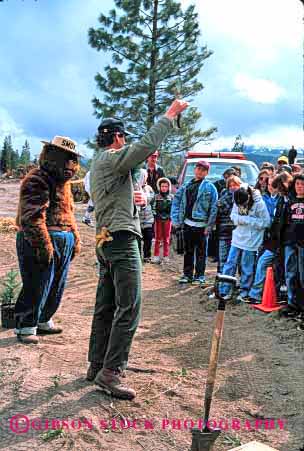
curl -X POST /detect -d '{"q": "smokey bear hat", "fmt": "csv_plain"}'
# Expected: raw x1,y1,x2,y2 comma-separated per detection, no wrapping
41,136,83,157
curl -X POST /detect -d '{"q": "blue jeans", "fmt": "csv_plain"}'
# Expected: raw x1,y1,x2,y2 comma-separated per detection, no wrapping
285,244,304,307
220,246,256,297
14,231,75,335
218,238,231,274
248,250,274,301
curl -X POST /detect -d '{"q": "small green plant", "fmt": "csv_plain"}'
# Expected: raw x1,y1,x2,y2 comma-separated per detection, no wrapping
223,434,242,447
0,270,20,305
171,367,188,377
41,429,64,442
50,375,61,388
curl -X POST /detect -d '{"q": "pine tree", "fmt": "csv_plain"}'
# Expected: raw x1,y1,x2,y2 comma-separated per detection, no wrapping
10,149,19,170
0,136,13,173
19,140,31,166
232,134,244,152
88,0,217,154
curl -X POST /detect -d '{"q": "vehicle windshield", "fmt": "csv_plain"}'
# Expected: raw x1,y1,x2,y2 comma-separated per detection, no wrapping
184,161,259,186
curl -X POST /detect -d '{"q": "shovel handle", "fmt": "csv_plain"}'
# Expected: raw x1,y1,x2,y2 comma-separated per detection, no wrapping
203,310,225,427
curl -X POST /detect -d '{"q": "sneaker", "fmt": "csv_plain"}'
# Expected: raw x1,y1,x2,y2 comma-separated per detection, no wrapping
249,298,261,305
280,305,299,318
179,275,192,284
143,257,151,263
193,276,206,286
95,368,136,400
163,257,170,264
222,294,231,301
151,256,161,264
37,326,63,335
192,277,201,285
237,294,250,303
82,217,93,227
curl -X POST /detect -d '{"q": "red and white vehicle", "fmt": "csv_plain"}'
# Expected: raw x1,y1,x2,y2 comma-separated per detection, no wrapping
178,151,259,187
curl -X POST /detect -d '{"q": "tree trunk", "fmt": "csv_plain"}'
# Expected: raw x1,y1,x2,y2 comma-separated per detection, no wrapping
146,0,159,130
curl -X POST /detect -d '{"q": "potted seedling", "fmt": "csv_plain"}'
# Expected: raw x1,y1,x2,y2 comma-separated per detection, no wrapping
0,269,20,329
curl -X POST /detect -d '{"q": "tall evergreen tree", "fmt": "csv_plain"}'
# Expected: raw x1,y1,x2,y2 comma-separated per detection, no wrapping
11,149,19,170
19,140,31,166
0,136,13,173
232,134,244,152
88,0,216,154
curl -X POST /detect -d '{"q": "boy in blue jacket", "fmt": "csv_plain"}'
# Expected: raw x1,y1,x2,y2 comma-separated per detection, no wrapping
171,160,218,285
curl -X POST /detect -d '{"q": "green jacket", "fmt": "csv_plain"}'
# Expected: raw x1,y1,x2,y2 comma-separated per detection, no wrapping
90,117,173,237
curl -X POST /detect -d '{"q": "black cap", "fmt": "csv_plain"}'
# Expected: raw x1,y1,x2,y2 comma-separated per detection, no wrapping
98,118,131,136
278,164,292,174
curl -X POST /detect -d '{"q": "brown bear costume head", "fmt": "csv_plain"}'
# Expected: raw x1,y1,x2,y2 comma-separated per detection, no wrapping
39,144,80,183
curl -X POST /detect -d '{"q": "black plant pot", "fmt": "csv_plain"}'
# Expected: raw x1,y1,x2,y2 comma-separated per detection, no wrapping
1,303,16,329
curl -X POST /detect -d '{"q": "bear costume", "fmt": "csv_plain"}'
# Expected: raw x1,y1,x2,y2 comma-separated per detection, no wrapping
14,136,81,344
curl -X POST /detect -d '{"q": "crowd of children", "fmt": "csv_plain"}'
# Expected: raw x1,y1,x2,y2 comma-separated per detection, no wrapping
84,151,304,323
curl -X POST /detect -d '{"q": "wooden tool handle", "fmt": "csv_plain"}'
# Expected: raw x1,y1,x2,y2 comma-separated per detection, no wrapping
203,310,225,427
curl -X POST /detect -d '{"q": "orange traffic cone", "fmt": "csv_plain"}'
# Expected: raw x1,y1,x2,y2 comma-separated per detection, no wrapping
252,267,284,312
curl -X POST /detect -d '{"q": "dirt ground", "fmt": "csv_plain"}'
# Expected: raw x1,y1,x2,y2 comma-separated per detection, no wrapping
1,181,304,451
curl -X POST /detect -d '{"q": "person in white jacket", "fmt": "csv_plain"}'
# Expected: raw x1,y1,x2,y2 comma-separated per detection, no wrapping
82,171,95,226
219,186,270,302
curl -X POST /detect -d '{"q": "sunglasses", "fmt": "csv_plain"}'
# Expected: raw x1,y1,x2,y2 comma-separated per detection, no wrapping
115,132,125,138
259,177,268,182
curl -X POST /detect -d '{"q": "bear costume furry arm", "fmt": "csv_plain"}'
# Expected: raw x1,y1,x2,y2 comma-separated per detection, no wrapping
16,171,54,261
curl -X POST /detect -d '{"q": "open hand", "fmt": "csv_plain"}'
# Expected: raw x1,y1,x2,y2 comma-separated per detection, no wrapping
165,99,189,121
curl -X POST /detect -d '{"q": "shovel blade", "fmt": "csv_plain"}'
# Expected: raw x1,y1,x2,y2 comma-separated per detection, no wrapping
190,428,221,451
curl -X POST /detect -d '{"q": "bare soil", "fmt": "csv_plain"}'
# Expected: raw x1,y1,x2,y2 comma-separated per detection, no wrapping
0,181,304,451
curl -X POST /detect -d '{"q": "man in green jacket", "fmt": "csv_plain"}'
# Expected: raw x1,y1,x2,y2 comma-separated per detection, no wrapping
87,99,188,400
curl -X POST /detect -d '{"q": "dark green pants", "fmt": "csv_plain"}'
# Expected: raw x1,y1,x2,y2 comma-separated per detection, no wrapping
88,231,142,370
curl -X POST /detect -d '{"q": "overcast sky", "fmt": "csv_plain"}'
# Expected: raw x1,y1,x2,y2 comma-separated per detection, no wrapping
0,0,303,157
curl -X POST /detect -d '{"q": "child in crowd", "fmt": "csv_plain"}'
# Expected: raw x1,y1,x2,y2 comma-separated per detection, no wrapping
216,175,242,273
151,177,174,264
138,169,155,262
82,171,95,226
283,174,304,314
219,186,270,302
248,176,280,304
260,162,275,176
254,170,269,195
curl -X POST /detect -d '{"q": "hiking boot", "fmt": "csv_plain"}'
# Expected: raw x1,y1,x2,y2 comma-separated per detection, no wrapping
86,362,103,382
151,256,160,264
95,368,136,400
179,275,192,284
37,326,63,335
17,334,39,344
